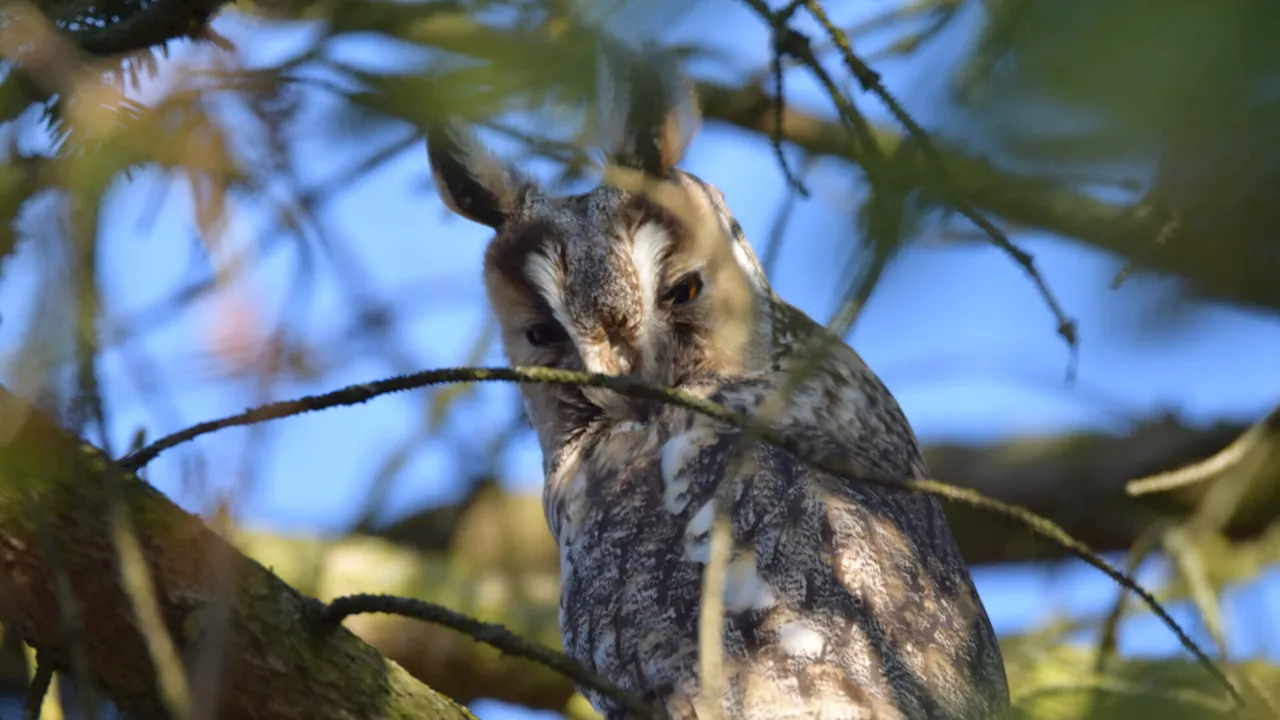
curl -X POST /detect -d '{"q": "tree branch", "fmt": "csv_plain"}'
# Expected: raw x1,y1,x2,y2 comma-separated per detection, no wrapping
0,386,475,720
363,411,1276,571
322,6,1216,310
927,412,1280,565
20,0,1264,314
228,526,580,715
155,488,1280,715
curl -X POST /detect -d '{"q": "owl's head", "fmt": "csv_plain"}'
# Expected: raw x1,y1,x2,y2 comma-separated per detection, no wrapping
426,50,774,437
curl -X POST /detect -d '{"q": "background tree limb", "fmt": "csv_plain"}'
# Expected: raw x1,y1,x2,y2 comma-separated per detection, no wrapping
368,410,1277,568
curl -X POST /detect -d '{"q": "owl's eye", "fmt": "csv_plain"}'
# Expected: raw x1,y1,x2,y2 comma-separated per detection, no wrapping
663,272,703,306
525,321,569,347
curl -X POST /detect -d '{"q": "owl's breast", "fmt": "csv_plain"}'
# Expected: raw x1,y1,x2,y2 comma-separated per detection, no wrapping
545,407,1008,720
549,417,726,714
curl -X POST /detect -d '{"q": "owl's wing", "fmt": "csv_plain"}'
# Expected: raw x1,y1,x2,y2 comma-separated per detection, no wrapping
670,386,1010,719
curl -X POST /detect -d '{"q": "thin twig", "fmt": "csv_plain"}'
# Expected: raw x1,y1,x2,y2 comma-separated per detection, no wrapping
1093,522,1165,672
323,594,663,719
840,0,961,45
781,0,1078,366
745,0,888,181
769,46,809,196
779,29,887,175
1126,403,1280,497
120,364,1240,704
759,155,812,275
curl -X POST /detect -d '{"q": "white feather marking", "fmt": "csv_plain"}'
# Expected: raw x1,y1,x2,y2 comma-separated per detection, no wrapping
722,553,776,612
729,238,766,292
685,538,710,564
683,498,716,563
778,620,826,658
611,420,649,435
660,432,694,485
688,499,715,536
660,425,716,514
524,250,574,336
662,477,692,515
630,222,669,314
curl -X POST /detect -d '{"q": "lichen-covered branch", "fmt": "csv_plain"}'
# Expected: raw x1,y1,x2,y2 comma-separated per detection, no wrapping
0,386,475,720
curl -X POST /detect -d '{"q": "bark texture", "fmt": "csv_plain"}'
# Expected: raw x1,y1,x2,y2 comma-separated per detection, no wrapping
0,387,474,720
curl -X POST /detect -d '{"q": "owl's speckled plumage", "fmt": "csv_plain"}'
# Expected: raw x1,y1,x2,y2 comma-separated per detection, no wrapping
426,48,1009,720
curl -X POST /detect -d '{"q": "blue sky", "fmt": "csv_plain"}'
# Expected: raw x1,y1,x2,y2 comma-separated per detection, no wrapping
2,1,1279,717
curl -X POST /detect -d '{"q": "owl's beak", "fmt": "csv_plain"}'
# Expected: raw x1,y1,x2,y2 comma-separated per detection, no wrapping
580,341,652,422
584,340,632,377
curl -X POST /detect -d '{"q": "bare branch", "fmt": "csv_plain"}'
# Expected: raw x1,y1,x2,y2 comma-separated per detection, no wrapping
1127,404,1280,497
757,0,1078,362
324,594,660,719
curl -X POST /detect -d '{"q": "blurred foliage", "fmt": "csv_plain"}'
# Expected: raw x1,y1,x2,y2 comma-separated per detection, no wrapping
1002,636,1279,720
0,0,1277,718
954,0,1280,312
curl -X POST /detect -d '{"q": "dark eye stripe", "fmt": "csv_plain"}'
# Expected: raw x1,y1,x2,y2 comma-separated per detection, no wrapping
525,320,570,346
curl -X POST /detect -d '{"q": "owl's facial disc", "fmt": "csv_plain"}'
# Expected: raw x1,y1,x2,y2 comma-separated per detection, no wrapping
481,177,768,432
515,217,699,421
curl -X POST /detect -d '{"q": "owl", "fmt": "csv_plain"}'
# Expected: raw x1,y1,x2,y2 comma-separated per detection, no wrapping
424,50,1010,720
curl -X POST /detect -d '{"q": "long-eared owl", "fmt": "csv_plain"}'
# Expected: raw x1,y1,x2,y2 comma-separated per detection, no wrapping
425,44,1010,720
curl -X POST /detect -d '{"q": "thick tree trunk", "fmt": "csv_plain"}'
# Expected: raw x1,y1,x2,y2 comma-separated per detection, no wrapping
0,387,474,720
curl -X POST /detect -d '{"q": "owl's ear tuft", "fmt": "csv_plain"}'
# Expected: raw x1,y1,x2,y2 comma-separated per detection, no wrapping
426,120,518,229
596,42,701,178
